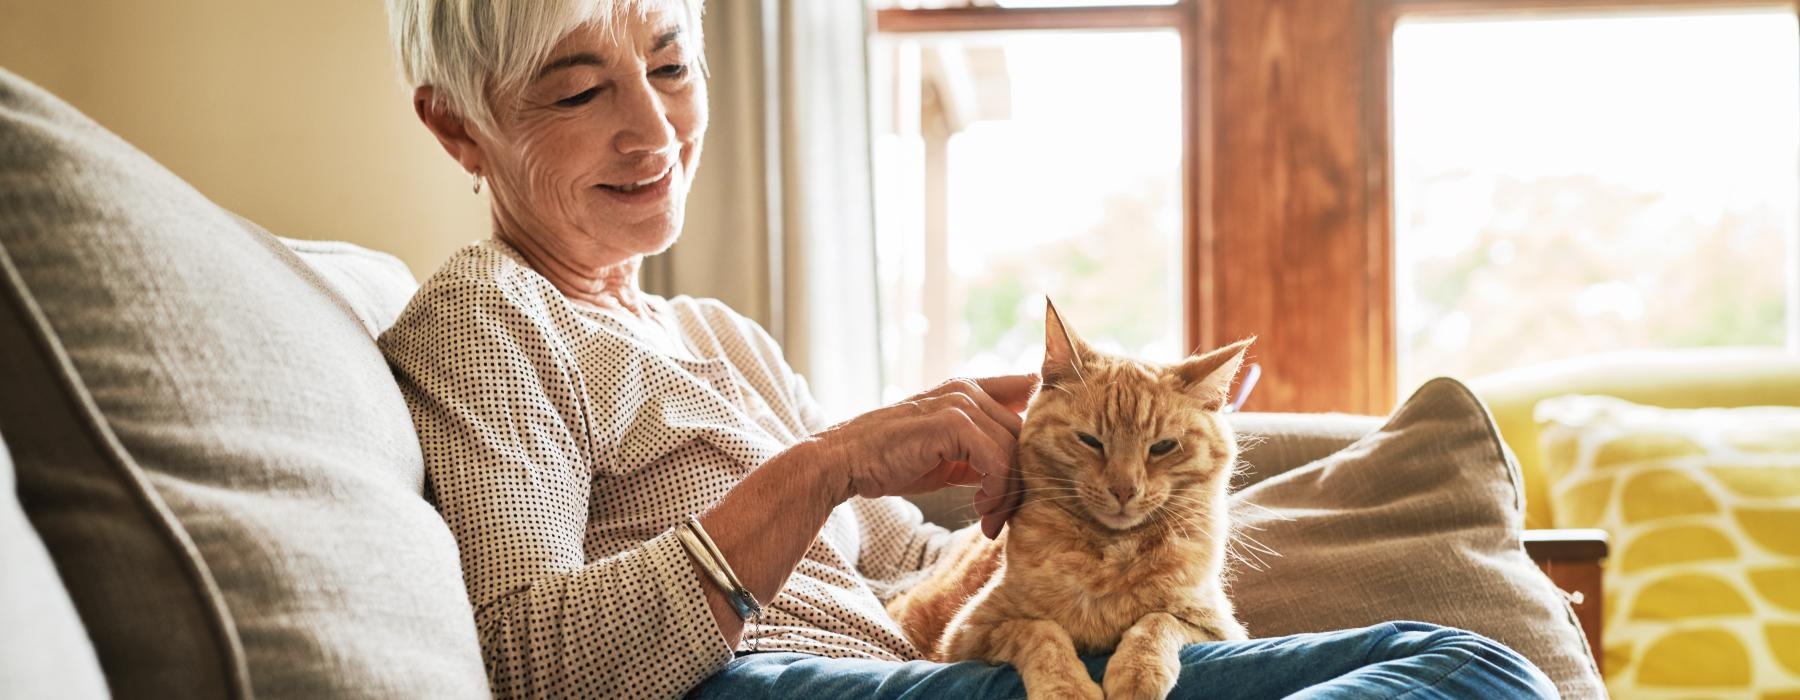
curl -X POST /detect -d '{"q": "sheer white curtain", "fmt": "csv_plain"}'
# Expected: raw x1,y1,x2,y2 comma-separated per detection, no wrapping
647,1,883,420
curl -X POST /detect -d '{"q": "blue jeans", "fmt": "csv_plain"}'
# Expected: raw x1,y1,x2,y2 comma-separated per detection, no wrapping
690,621,1555,699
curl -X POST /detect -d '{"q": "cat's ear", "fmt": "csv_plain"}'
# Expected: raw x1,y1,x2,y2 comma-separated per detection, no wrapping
1175,337,1254,411
1042,298,1090,387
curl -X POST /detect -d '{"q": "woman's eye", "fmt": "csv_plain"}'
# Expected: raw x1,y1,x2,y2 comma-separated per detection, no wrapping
1149,439,1178,456
556,88,599,108
652,63,690,79
1076,432,1104,451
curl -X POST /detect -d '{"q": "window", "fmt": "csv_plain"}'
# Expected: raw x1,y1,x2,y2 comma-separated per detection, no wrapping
865,1,1800,414
1391,9,1800,394
870,4,1187,401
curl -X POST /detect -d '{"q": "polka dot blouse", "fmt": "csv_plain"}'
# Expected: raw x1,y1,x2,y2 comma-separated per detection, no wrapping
379,239,960,699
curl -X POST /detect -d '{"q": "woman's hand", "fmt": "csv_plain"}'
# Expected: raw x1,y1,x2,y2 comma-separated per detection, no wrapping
812,374,1038,539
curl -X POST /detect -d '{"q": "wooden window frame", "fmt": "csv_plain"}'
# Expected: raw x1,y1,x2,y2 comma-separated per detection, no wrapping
876,0,1800,415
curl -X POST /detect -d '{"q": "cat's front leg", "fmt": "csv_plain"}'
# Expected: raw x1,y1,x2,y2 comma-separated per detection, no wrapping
1101,612,1190,700
983,619,1102,700
1187,594,1249,642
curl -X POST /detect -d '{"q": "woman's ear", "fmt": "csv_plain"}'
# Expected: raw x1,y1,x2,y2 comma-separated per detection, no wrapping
413,86,486,175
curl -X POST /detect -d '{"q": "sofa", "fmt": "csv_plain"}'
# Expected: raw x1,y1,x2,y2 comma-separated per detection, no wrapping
1469,352,1800,695
0,68,1605,698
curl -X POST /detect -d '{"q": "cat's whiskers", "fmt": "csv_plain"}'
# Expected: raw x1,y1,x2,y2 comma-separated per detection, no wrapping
1149,500,1208,542
1021,474,1088,487
1231,499,1294,523
1223,546,1268,573
1225,528,1282,572
1015,485,1085,498
1022,489,1087,500
1149,492,1285,573
1160,494,1219,518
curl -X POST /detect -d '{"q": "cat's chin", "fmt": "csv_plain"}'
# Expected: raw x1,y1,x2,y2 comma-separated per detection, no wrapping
1088,509,1149,531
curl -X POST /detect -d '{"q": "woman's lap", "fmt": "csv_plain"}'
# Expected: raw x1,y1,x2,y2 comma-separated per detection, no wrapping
689,621,1556,699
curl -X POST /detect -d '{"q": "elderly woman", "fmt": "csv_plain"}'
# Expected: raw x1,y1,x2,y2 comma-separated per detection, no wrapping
378,1,1556,698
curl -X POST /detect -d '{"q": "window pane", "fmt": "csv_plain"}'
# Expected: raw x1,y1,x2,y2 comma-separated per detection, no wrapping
1392,11,1800,394
873,1,1176,9
995,0,1177,6
869,31,1183,401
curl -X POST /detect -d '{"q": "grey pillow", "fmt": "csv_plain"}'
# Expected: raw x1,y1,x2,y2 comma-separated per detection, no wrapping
1230,378,1603,698
282,236,419,337
0,428,109,699
0,69,488,698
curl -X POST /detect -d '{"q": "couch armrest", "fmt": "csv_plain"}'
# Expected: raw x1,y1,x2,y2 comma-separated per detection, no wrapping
1522,528,1608,676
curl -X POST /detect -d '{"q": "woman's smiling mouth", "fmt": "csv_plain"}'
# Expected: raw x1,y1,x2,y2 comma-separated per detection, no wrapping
595,163,675,202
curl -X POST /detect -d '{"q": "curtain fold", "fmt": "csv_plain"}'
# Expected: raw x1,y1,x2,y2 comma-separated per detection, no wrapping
649,1,882,420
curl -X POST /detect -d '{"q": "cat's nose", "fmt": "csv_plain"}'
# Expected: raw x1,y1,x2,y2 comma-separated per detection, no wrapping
1109,483,1138,506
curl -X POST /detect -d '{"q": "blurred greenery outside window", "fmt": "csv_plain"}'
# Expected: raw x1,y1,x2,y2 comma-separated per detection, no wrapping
1393,10,1800,394
868,5,1799,405
869,29,1184,401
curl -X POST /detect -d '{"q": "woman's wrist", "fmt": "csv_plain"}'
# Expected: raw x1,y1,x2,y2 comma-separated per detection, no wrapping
780,437,853,510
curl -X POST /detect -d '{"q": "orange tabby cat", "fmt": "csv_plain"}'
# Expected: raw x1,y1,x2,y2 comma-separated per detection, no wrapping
886,301,1251,699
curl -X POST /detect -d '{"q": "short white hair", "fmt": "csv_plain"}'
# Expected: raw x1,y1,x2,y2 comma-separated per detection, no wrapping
388,0,704,132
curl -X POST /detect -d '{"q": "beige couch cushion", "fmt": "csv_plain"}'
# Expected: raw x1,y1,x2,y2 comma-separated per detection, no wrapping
282,236,419,336
0,428,108,698
1230,378,1602,697
0,69,487,698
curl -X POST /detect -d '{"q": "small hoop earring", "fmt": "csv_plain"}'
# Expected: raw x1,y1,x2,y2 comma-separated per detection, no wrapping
472,170,485,195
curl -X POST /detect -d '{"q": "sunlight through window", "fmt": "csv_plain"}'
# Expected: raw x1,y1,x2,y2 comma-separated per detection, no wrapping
1392,10,1800,394
870,31,1183,401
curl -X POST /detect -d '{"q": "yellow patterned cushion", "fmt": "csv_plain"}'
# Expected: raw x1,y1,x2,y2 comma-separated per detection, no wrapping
1537,396,1800,698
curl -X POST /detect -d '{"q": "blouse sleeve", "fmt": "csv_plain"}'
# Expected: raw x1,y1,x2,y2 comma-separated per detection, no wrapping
380,275,732,700
848,496,961,600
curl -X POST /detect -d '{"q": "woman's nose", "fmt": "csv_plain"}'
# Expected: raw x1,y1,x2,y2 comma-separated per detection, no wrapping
612,77,677,156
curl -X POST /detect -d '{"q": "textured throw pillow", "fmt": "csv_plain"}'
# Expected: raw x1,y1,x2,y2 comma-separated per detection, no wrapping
1228,377,1602,698
1537,395,1800,696
0,68,487,698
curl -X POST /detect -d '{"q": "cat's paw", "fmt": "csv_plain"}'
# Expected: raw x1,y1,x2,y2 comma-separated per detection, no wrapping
1101,659,1177,700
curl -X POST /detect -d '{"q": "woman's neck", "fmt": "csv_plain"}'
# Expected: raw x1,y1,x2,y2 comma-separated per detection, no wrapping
494,225,652,319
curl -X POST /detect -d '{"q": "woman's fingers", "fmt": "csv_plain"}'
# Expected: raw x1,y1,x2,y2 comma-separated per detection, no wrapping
975,469,1023,539
899,460,982,494
828,375,1037,527
967,436,1018,539
943,460,983,487
922,376,1033,538
955,378,1026,437
972,373,1040,413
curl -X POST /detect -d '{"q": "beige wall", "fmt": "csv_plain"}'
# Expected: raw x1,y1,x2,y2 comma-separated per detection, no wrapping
0,1,490,279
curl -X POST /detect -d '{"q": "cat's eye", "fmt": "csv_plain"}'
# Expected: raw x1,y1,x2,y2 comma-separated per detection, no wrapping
1149,439,1179,457
1076,432,1104,452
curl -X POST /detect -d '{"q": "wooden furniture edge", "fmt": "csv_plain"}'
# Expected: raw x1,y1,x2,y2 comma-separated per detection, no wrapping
1522,528,1608,676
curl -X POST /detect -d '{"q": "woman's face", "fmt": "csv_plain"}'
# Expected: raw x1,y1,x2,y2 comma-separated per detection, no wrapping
480,0,706,264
